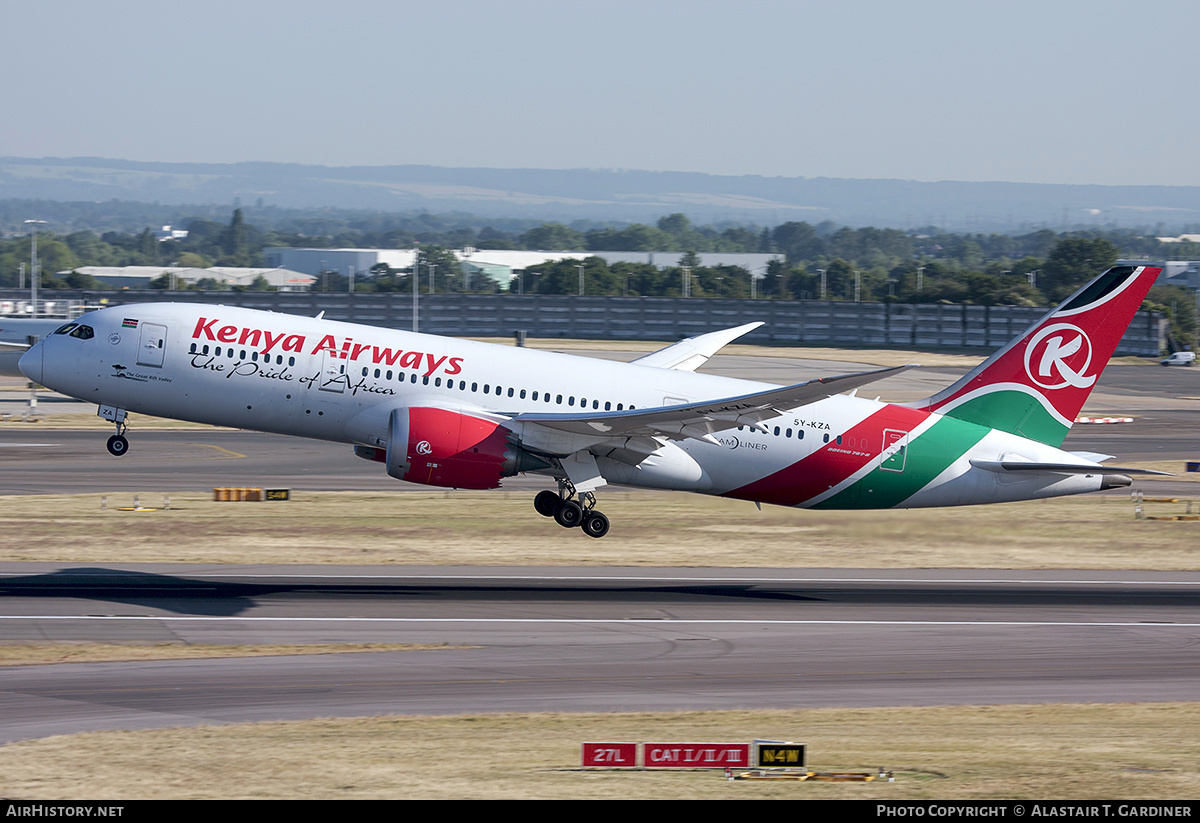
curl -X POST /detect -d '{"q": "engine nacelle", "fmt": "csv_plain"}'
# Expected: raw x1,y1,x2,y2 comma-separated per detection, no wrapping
383,406,548,489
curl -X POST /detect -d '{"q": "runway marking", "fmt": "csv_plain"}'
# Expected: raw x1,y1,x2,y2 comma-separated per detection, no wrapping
2,616,1199,627
11,661,1200,699
189,443,246,459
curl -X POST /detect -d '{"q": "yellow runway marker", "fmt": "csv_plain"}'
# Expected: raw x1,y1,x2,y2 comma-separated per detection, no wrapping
189,443,247,460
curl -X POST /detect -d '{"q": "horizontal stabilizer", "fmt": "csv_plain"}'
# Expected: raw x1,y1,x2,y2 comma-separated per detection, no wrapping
970,459,1171,476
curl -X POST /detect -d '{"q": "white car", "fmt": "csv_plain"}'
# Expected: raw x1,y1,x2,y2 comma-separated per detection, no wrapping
1161,351,1196,366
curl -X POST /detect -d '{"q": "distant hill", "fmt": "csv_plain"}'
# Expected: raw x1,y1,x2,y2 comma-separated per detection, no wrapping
2,156,1198,231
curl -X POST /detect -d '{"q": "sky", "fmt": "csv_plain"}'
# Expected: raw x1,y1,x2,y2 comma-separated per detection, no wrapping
4,0,1199,187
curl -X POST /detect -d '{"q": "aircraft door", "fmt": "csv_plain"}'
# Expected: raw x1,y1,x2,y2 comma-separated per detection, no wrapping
319,350,347,393
136,323,167,368
880,429,908,472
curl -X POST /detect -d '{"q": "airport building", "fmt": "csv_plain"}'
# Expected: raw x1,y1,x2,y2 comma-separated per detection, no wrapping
61,266,315,291
265,247,783,291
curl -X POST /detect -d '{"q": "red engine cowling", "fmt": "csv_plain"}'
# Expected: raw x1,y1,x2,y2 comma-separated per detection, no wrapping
384,406,528,490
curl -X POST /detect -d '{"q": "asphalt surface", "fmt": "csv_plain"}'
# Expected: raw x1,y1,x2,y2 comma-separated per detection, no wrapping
1,565,1198,743
0,350,1196,743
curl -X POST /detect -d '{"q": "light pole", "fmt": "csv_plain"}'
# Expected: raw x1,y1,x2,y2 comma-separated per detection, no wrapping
854,270,861,302
576,263,585,296
817,268,827,301
24,220,46,318
412,262,419,333
427,263,437,295
917,265,925,292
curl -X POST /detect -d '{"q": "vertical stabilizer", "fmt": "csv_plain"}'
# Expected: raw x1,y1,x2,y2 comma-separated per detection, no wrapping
909,266,1161,446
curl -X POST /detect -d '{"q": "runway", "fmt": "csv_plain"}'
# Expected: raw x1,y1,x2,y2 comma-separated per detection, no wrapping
1,565,1198,743
0,351,1197,745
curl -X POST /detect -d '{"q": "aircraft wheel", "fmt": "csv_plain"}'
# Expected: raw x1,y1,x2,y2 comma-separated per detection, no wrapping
581,510,610,539
554,499,584,529
534,490,560,518
106,434,130,457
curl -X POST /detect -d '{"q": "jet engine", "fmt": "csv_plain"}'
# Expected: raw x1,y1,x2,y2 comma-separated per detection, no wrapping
364,406,550,490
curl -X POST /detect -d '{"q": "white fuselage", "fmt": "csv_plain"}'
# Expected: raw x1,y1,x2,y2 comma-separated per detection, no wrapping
21,303,1112,509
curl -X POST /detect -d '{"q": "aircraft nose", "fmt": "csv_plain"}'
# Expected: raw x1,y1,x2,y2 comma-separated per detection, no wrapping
18,341,43,385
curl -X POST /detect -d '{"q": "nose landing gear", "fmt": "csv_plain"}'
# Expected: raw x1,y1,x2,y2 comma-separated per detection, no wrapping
534,483,610,539
99,405,130,457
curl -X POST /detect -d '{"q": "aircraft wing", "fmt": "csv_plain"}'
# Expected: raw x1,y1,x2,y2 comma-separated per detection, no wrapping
630,322,764,371
511,364,914,445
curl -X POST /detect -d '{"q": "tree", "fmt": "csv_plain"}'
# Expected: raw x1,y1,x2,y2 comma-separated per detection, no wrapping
1146,285,1197,351
520,223,585,250
416,245,463,292
772,222,823,264
1040,238,1118,301
220,209,251,266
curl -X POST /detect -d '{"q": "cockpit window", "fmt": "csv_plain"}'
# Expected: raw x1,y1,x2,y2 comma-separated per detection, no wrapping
53,323,78,335
68,325,94,340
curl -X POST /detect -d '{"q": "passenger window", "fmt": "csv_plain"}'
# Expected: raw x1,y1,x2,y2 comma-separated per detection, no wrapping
774,426,780,436
435,377,442,387
520,389,526,399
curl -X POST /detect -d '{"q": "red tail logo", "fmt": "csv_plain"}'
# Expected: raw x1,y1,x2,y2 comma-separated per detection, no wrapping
1023,323,1097,391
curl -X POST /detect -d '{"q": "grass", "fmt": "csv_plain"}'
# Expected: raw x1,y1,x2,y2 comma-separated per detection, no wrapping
0,643,468,667
0,704,1196,799
0,489,1196,568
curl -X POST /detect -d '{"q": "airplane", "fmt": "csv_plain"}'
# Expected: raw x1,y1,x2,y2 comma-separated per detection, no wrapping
0,318,65,377
18,265,1166,538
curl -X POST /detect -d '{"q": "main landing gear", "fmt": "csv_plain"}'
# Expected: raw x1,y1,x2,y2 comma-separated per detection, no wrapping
534,484,610,539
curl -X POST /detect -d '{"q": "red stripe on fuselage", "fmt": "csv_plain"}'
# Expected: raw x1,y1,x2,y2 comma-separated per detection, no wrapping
724,404,931,507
